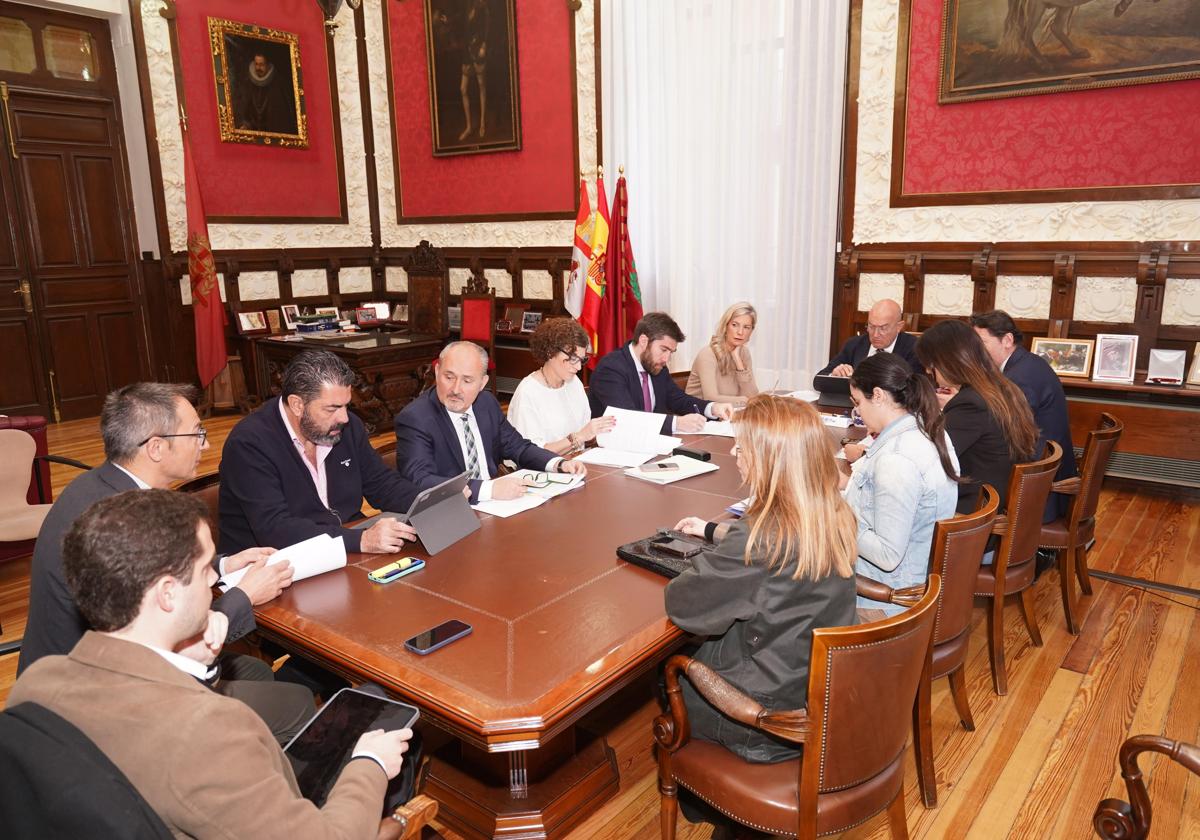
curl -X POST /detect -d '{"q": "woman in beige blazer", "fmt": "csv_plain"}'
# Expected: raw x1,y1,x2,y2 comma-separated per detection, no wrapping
685,301,759,406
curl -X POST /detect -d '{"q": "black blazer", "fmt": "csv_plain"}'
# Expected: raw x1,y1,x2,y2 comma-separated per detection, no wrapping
394,388,556,504
1005,345,1077,520
814,332,921,385
943,386,1022,514
19,462,253,675
218,397,419,555
587,343,711,435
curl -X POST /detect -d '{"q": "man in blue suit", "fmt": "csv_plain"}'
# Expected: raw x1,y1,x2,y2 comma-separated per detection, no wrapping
395,341,587,504
588,312,735,435
813,299,921,385
971,310,1078,521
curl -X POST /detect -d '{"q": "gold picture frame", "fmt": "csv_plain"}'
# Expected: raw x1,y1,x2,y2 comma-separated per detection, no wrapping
209,17,308,148
1031,337,1094,379
1188,343,1200,386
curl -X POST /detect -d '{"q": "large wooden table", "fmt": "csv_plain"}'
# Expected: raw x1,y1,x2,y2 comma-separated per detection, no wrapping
253,434,747,839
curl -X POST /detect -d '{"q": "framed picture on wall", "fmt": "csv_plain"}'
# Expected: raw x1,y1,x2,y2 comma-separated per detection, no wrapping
1189,343,1200,386
1031,337,1094,379
280,304,300,330
1093,334,1138,384
208,17,308,148
237,311,270,335
424,0,522,157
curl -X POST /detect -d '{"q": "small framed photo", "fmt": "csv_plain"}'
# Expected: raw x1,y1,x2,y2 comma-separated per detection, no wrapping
447,305,462,331
236,310,270,335
520,310,543,333
280,304,301,330
496,319,513,333
315,306,340,318
1031,337,1094,379
1189,343,1200,386
391,303,409,323
502,303,528,325
1093,333,1138,383
362,301,390,321
265,309,281,333
355,307,383,327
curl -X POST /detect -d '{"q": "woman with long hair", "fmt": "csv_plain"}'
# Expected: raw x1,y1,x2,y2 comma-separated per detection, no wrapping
916,319,1039,513
669,395,857,764
685,302,759,406
844,353,961,613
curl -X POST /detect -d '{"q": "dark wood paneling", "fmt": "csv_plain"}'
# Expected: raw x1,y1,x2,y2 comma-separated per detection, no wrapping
20,153,77,267
75,156,126,264
14,109,108,145
0,319,42,411
96,310,142,392
38,275,130,307
44,313,99,412
1067,399,1200,462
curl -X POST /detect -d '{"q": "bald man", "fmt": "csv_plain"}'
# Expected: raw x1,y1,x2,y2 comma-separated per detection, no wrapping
814,298,921,384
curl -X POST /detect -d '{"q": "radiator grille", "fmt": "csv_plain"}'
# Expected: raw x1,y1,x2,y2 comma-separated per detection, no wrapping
1098,448,1200,488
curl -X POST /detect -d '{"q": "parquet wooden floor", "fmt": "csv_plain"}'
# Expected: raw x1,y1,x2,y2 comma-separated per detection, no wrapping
2,413,1198,838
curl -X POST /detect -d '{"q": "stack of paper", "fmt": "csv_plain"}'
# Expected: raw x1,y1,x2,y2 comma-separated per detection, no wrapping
219,533,346,591
595,407,682,457
623,455,720,485
473,494,548,518
819,413,853,429
703,420,735,437
786,389,822,402
574,448,652,468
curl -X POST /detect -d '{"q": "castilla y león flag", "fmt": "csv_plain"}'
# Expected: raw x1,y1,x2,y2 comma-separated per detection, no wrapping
599,173,643,356
565,177,593,319
182,121,227,388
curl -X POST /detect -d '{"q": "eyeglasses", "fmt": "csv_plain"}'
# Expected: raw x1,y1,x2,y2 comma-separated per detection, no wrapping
526,472,575,488
561,350,590,367
865,323,897,334
138,428,208,447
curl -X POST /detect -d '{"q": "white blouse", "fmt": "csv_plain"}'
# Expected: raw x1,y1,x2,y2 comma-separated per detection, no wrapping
506,373,591,447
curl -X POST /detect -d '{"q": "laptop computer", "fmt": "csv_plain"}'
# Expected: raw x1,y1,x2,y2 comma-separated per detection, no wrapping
813,374,854,409
353,471,479,555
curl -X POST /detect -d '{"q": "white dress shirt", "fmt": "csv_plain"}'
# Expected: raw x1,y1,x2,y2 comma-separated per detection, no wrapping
866,335,899,358
629,345,716,431
278,399,333,509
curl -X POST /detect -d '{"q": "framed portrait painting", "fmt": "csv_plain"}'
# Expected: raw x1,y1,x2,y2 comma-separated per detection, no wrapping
424,0,521,157
209,17,308,148
939,0,1200,104
1093,333,1138,383
1031,337,1094,379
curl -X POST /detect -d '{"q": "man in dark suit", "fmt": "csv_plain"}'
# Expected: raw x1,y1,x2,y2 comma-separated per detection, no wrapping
971,310,1078,521
220,350,422,555
588,311,735,435
395,341,586,504
813,298,921,385
19,382,311,743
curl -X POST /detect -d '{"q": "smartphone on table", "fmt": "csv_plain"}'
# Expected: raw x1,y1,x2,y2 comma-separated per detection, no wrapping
649,536,703,558
404,619,473,655
368,557,425,584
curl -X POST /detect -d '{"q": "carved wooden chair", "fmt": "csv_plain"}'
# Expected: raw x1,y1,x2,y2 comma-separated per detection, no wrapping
1039,412,1122,634
857,484,999,807
459,273,497,395
402,240,450,340
976,441,1062,695
654,577,942,839
1093,735,1200,839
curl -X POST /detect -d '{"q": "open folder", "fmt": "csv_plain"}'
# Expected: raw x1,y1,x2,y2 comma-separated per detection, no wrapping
218,533,346,591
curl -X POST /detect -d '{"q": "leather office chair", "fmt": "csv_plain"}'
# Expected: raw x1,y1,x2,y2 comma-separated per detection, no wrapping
976,441,1062,696
857,484,999,807
177,472,221,526
0,429,54,555
655,576,942,839
1039,412,1122,634
1093,734,1200,840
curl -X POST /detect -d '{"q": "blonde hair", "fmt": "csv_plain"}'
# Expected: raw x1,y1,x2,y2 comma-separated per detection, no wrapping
734,395,857,580
709,302,757,376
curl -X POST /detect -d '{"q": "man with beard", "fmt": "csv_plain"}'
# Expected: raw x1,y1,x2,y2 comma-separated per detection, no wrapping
588,312,735,435
219,350,420,555
234,51,294,135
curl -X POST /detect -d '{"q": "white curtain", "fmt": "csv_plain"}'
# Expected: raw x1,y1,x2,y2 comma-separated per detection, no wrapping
601,0,849,390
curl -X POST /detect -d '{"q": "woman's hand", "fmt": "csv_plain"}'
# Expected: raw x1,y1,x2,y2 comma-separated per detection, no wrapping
842,443,866,463
579,415,616,443
673,516,708,538
730,344,746,372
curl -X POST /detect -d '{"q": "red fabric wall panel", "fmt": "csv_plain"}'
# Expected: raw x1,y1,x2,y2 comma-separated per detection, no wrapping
175,0,342,219
388,0,577,219
902,0,1200,196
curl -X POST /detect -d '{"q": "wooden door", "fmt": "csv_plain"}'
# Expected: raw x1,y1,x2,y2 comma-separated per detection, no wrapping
0,5,150,421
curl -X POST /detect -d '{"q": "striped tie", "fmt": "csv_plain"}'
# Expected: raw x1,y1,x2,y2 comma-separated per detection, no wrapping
460,413,481,479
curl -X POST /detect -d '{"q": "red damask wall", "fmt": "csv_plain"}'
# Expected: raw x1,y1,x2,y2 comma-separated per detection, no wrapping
387,0,577,220
175,0,343,219
901,0,1200,196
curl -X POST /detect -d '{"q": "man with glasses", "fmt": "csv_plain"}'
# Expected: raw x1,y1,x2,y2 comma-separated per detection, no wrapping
395,341,586,504
20,382,314,744
813,298,921,384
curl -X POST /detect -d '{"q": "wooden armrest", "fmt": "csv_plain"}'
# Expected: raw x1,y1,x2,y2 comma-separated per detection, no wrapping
35,454,93,471
1051,476,1082,495
991,514,1010,538
856,575,895,604
1094,736,1200,840
377,795,438,840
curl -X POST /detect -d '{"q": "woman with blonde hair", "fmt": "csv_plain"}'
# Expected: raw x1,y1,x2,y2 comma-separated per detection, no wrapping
669,395,857,765
685,301,759,406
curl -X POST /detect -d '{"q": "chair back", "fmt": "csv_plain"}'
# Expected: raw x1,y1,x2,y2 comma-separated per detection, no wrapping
1069,412,1122,529
460,293,494,345
803,575,941,796
0,429,36,507
995,441,1062,574
0,416,50,504
177,472,220,527
403,240,450,338
930,484,999,649
375,439,398,472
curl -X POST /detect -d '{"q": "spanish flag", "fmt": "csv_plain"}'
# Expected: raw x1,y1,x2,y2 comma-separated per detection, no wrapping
580,171,609,364
564,177,593,319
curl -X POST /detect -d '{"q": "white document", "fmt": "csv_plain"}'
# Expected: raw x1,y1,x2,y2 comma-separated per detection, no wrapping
623,455,720,485
703,420,735,437
596,407,682,454
786,389,821,402
472,494,548,518
819,413,853,429
219,533,346,591
574,447,653,467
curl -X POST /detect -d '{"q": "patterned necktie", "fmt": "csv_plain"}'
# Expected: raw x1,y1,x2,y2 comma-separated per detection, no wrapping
460,413,481,479
640,371,652,412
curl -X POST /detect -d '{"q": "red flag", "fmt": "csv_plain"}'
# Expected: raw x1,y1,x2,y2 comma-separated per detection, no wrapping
600,174,644,356
580,173,609,365
564,177,593,318
182,121,227,387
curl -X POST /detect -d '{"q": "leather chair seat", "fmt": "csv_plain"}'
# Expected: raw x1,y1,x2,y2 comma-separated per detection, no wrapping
1040,516,1095,549
976,557,1034,597
0,503,51,542
931,628,970,679
671,739,904,837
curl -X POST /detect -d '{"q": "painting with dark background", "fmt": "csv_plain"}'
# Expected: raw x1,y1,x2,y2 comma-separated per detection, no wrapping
424,0,521,157
940,0,1200,103
209,18,308,147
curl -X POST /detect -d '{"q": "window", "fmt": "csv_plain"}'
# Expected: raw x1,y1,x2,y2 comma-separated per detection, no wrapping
0,17,36,74
43,25,98,81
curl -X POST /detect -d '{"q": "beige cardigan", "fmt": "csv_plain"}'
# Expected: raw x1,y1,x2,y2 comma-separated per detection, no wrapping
686,344,759,403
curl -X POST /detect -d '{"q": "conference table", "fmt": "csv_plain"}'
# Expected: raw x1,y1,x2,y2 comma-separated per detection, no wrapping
253,413,860,839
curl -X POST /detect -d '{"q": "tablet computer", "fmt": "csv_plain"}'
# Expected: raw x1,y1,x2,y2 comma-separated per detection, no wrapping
352,471,479,555
284,687,420,806
813,374,854,408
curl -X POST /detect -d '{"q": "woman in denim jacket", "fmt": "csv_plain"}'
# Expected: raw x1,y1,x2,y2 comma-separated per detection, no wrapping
842,353,961,615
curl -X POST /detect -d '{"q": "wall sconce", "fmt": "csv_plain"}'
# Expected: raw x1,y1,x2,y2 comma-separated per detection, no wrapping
316,0,362,32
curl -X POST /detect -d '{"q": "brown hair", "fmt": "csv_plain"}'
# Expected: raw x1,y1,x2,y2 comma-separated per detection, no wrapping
529,317,589,364
632,311,685,344
916,320,1038,460
708,301,757,376
733,396,857,580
